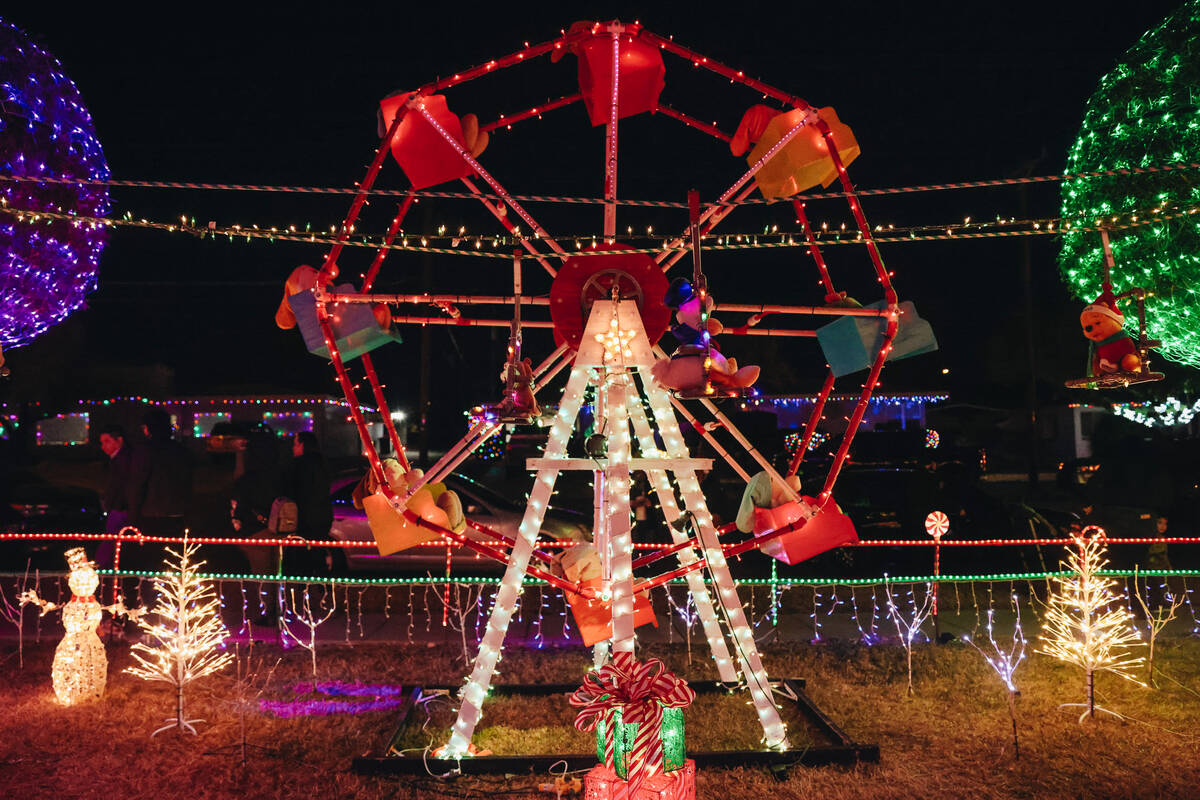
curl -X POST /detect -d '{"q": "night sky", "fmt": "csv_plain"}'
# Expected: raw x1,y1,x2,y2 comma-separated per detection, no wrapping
3,2,1190,442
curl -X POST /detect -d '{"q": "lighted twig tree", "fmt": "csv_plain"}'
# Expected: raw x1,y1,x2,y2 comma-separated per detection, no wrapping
279,583,336,691
884,580,935,696
1132,567,1186,689
963,602,1026,759
1037,527,1145,722
125,539,235,735
0,561,32,668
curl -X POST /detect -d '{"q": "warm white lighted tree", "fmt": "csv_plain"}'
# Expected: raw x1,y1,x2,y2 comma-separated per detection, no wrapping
126,539,235,735
1037,527,1145,722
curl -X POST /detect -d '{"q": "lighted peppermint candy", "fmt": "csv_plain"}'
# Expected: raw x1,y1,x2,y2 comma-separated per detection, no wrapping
0,18,109,350
925,510,950,540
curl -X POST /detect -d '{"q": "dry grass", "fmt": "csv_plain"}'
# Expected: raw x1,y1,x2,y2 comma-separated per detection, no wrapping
1,635,1199,799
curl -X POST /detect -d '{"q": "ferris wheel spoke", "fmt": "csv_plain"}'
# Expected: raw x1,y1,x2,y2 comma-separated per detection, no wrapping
460,177,561,277
655,183,757,271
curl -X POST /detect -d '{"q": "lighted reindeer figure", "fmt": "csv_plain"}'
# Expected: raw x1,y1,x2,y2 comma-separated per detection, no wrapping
19,548,135,705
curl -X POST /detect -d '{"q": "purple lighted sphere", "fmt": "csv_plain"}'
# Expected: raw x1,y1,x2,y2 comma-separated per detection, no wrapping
0,18,109,349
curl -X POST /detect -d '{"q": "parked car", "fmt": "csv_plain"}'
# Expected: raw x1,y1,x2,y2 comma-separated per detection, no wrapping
774,465,1037,577
1,470,104,569
207,421,275,453
328,472,590,573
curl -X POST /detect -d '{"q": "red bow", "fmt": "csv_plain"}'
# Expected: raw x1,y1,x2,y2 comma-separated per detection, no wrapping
569,652,695,796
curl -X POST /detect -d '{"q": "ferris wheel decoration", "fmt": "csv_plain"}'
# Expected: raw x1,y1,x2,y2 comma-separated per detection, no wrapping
1064,229,1164,390
278,19,938,763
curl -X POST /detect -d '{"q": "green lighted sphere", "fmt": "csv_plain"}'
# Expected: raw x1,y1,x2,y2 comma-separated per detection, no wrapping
1059,1,1200,367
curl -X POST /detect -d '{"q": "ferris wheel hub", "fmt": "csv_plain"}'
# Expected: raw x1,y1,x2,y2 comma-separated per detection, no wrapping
548,244,670,351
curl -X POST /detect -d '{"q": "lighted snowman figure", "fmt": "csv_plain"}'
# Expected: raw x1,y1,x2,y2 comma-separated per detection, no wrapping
20,547,133,705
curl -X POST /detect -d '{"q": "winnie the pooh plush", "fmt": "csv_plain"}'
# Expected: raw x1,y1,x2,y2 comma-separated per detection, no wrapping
1080,291,1139,376
650,277,759,393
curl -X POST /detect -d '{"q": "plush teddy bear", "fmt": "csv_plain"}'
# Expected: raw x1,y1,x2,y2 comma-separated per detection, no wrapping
1080,291,1139,375
650,277,759,392
353,458,465,534
735,470,806,534
497,357,539,418
275,264,391,331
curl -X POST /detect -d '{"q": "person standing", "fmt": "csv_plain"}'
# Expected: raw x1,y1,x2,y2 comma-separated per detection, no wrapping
287,431,333,574
96,425,135,570
230,433,286,632
126,409,194,606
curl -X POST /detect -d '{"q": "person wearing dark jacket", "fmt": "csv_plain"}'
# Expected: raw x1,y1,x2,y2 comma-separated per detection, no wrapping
96,424,136,570
287,431,333,574
124,409,194,606
231,433,286,629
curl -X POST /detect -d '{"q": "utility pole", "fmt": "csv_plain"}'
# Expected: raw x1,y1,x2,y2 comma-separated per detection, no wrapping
1017,153,1045,498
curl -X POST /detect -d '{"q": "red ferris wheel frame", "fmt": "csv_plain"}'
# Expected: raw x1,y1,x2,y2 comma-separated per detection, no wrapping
304,19,901,593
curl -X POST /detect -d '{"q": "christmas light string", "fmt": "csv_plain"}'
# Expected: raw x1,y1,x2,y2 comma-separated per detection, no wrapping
7,198,1200,263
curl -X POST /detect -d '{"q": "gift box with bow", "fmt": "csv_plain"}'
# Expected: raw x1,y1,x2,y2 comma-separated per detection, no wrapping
570,652,696,797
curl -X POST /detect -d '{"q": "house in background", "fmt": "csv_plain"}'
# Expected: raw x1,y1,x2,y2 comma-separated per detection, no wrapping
745,391,949,433
22,395,392,460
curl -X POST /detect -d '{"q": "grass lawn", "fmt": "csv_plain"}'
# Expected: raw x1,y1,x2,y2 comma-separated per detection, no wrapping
1,634,1198,799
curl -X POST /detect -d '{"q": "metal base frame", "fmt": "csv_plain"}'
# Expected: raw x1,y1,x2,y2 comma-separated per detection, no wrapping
354,679,878,778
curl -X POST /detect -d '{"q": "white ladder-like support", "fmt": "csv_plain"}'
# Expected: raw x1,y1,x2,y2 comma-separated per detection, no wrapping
443,300,788,757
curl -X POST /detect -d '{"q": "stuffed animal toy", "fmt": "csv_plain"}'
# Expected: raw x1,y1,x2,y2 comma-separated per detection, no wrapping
497,357,539,418
735,471,806,534
352,458,465,534
459,113,489,159
1081,291,1139,375
650,277,759,392
275,264,391,331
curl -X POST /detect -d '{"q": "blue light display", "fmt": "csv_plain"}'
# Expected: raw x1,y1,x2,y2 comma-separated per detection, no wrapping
0,18,109,349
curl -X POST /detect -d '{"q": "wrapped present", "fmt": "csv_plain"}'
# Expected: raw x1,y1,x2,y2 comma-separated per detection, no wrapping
753,497,859,565
379,92,473,190
571,653,696,797
745,106,858,199
576,34,665,127
597,706,686,779
565,578,657,647
815,300,937,378
287,283,402,361
584,758,695,800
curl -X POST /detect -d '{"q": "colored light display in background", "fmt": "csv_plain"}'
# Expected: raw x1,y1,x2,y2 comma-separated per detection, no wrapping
1059,0,1200,367
784,430,829,455
1112,396,1200,428
474,427,507,460
258,682,405,718
262,410,315,436
748,392,949,410
191,412,231,438
35,412,88,446
0,18,109,349
924,428,940,449
72,394,374,412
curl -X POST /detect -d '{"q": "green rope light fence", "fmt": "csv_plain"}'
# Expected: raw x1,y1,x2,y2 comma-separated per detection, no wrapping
8,568,1198,589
